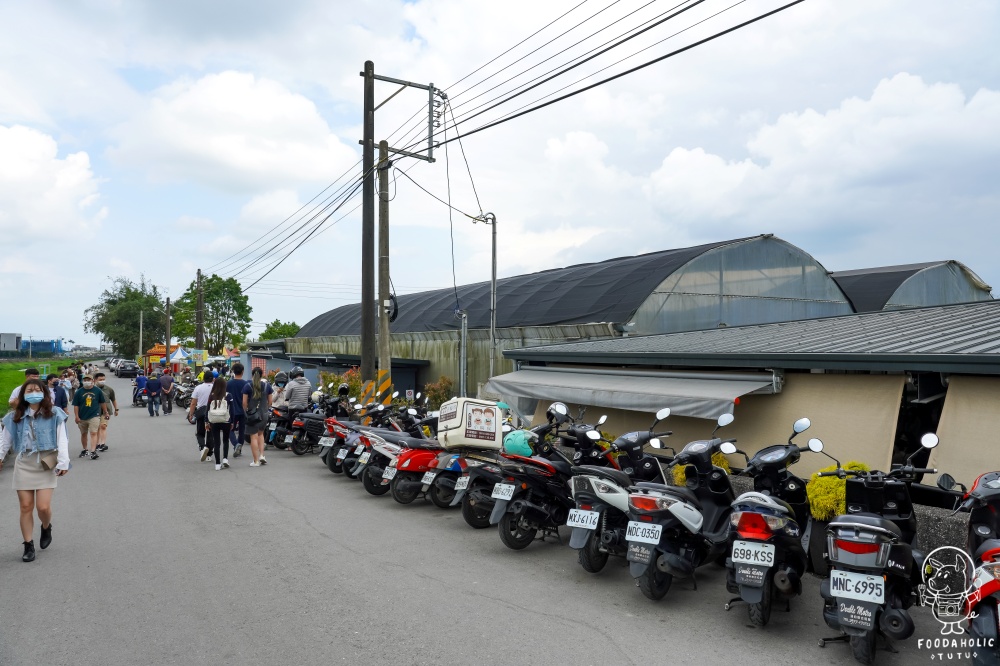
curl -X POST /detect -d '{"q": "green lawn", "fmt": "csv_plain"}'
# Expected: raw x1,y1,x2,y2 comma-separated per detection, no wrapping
0,358,102,417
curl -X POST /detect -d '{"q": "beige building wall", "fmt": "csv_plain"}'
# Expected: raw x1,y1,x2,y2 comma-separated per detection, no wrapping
531,373,905,478
928,375,1000,487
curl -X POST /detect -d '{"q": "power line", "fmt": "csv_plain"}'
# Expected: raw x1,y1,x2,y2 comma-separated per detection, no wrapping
392,168,479,220
423,0,809,153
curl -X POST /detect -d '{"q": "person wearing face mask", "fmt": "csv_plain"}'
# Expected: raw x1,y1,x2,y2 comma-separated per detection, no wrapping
94,372,119,453
8,368,40,408
72,374,108,460
46,374,69,413
0,378,71,562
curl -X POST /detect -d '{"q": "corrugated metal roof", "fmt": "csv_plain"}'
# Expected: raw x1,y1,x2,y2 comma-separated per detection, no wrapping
507,300,1000,374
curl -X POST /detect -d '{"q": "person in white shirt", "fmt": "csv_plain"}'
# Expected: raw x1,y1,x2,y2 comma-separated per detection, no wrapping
187,375,215,460
7,368,40,407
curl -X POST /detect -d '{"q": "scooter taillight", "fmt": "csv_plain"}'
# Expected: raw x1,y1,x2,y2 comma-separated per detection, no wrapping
628,494,677,513
834,539,880,555
731,512,773,541
293,421,304,427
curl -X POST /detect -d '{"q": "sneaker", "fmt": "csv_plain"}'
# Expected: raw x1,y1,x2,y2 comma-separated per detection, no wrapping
215,464,222,471
97,444,108,452
90,452,99,460
200,447,210,462
259,456,267,466
222,459,229,468
249,462,260,467
233,444,242,458
78,450,88,458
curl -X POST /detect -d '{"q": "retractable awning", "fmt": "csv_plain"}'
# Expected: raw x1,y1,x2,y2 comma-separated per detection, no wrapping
484,367,776,420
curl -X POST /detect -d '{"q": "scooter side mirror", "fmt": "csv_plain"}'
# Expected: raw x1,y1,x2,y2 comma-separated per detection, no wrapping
807,438,824,453
654,407,671,422
719,442,737,455
717,413,734,428
391,391,399,399
921,433,939,449
597,414,607,426
937,473,957,491
792,417,811,434
585,430,601,441
415,392,421,399
349,397,356,403
649,438,664,449
407,408,417,416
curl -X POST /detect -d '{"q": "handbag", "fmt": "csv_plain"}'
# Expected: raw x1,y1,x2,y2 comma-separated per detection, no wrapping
39,451,59,471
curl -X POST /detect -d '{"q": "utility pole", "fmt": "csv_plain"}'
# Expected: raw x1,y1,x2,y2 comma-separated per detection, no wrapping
195,269,204,351
377,140,392,401
477,213,498,378
360,61,376,385
139,311,143,358
165,297,171,367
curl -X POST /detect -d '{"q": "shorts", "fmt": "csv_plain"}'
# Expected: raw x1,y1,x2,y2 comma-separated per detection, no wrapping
100,414,112,427
78,416,101,434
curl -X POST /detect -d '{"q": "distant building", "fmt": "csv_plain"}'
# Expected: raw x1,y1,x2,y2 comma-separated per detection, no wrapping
21,339,64,354
0,333,21,352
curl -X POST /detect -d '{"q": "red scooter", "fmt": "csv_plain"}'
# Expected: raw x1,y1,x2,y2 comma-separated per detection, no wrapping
381,436,444,504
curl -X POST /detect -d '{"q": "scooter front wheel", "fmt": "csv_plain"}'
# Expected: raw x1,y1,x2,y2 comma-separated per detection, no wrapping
850,630,876,665
637,562,672,601
498,512,537,550
461,494,492,529
362,466,391,496
578,531,609,573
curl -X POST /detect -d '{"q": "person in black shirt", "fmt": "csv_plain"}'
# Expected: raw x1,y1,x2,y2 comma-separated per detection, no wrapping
46,374,69,412
146,374,162,417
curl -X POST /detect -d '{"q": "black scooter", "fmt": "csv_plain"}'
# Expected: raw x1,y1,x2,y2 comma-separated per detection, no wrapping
817,433,941,664
721,417,822,626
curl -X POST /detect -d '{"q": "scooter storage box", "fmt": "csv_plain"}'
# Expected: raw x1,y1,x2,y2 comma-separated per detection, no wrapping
437,398,503,450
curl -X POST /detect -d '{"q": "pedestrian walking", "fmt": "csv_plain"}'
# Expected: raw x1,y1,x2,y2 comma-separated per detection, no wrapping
226,363,248,458
94,372,119,452
205,378,234,471
187,374,214,460
242,367,273,467
146,372,162,417
72,374,108,460
160,370,175,414
46,373,69,412
0,378,71,562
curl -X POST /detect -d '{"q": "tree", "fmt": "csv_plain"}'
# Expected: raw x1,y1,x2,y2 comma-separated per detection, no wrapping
258,319,300,340
172,274,252,354
84,276,166,357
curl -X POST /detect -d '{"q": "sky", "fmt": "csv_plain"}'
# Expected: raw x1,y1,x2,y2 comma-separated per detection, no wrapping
2,0,998,348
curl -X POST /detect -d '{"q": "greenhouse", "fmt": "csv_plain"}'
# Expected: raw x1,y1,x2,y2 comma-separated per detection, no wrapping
830,260,991,312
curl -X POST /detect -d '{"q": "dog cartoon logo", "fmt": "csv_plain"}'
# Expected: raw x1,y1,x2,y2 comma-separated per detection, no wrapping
920,546,978,635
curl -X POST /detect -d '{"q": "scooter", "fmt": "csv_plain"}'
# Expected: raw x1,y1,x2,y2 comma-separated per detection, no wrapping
817,433,941,664
568,407,673,574
266,407,292,450
721,417,822,626
624,413,738,601
939,470,1000,666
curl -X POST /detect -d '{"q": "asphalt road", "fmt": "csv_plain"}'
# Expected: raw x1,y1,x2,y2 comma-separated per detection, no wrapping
0,375,949,665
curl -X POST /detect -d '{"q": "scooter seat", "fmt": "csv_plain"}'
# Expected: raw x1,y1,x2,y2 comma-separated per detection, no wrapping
830,512,902,539
386,435,441,450
297,412,325,420
572,465,632,489
634,482,702,510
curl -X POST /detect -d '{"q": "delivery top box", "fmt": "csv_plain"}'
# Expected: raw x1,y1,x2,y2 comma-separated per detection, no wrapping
438,397,503,450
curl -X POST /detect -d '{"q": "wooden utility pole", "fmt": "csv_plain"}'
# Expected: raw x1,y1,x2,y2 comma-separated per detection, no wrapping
195,269,204,351
377,140,392,401
165,297,171,366
360,61,376,384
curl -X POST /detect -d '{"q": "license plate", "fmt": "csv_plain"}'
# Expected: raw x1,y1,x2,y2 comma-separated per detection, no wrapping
627,542,653,565
382,467,397,480
284,435,293,443
491,483,516,500
454,476,470,491
354,444,365,454
566,509,600,530
731,540,775,566
358,452,371,464
318,437,335,447
421,472,437,485
269,423,277,430
830,569,885,604
626,521,663,545
336,449,348,460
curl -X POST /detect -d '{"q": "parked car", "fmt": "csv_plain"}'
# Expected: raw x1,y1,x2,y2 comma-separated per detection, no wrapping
116,361,139,378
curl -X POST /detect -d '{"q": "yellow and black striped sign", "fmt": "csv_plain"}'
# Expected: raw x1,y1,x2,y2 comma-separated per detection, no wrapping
378,369,393,406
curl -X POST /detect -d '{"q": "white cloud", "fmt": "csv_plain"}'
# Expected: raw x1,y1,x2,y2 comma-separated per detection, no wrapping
176,215,215,232
0,125,107,243
108,71,358,192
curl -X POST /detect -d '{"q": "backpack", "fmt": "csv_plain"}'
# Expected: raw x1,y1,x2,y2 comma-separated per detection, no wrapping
208,397,230,424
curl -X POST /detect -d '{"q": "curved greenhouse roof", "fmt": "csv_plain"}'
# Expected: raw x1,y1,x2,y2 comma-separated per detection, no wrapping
297,235,855,338
831,261,992,312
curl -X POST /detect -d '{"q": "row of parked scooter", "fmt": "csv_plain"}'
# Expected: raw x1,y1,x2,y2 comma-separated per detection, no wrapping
289,390,1000,665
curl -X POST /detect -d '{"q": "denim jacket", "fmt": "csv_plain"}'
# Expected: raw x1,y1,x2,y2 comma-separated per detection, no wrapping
1,407,68,455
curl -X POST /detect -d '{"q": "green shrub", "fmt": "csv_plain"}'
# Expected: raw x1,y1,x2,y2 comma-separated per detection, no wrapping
673,451,732,485
806,461,871,521
423,375,454,410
